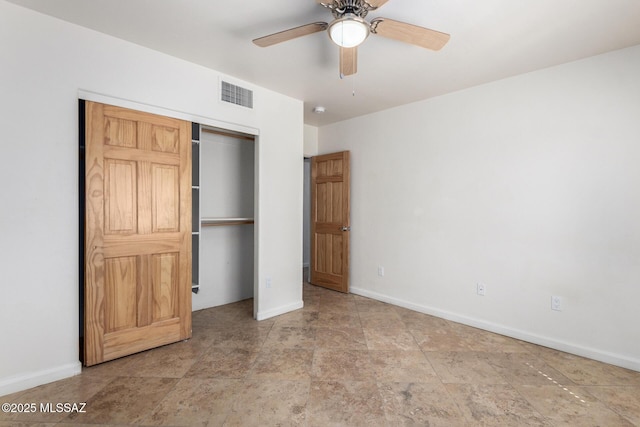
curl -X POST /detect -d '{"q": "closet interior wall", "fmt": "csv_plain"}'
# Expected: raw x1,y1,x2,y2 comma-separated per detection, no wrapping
192,126,255,311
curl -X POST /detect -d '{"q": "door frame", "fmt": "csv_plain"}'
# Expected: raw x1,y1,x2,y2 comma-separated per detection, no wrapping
303,157,312,283
309,151,351,293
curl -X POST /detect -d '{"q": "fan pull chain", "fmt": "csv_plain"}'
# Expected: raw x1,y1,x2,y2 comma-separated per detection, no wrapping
339,72,356,96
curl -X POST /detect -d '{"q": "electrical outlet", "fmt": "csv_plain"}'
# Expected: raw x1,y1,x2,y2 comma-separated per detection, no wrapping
266,277,272,289
551,295,562,311
378,266,384,277
477,282,486,296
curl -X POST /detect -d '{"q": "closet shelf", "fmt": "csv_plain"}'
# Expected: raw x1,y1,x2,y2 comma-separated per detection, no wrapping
201,217,254,227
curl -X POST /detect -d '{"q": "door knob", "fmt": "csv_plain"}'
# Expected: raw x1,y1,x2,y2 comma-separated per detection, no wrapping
341,226,351,231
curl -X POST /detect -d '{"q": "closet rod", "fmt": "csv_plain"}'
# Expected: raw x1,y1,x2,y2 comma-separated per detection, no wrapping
201,128,254,141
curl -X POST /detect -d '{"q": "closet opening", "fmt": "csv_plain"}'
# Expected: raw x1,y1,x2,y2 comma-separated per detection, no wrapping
79,105,259,364
192,125,257,313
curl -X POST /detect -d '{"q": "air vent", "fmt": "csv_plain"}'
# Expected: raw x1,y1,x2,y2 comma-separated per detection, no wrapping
221,81,253,109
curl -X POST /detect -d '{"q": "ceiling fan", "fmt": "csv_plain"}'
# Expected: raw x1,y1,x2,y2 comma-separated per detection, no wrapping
252,0,450,77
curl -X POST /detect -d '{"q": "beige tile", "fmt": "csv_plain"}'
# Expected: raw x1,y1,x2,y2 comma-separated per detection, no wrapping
272,310,320,327
140,378,240,426
249,348,313,381
56,425,124,427
117,339,204,378
363,328,421,351
410,327,474,352
307,380,387,427
192,303,275,332
207,326,271,350
483,352,576,386
318,299,358,314
446,383,552,426
316,311,362,328
194,299,253,322
0,423,56,427
262,325,316,349
395,307,450,329
191,302,253,329
369,350,440,383
228,315,277,330
427,351,508,384
185,347,259,379
354,297,395,313
379,382,469,426
582,385,640,425
224,380,310,426
315,326,367,349
465,329,530,353
7,279,640,427
516,384,635,426
63,377,178,425
538,349,640,386
358,311,405,329
191,307,224,328
56,425,120,427
80,351,149,378
0,375,113,423
312,349,376,381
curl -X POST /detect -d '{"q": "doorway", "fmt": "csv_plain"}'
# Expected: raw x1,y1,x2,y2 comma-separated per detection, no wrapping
305,151,351,293
193,127,256,311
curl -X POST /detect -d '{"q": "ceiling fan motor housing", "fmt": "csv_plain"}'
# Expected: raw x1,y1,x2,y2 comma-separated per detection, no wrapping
323,0,376,19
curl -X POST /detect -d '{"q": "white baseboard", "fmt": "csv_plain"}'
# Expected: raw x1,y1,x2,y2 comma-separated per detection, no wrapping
256,300,304,321
0,361,82,397
351,286,640,373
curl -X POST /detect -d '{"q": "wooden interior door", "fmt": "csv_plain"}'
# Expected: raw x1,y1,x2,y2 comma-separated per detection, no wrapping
310,151,350,293
84,101,192,366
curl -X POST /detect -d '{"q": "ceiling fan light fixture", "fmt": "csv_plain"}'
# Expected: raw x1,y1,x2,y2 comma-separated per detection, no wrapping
328,14,369,48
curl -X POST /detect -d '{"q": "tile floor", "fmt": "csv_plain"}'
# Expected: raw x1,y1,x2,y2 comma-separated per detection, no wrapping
2,282,640,426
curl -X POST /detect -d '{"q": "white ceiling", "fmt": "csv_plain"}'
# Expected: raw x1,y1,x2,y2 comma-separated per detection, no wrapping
8,0,640,126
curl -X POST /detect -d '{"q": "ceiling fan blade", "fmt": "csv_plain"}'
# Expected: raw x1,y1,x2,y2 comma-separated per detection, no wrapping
340,47,357,76
253,22,328,47
371,18,450,50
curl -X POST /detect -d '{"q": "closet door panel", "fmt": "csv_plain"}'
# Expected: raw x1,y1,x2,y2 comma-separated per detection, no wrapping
151,163,180,232
104,256,137,333
84,101,191,366
104,159,137,235
151,252,179,322
104,116,137,148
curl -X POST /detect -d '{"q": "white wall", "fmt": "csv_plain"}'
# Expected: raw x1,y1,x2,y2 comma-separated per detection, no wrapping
200,133,255,219
0,1,303,395
303,124,319,157
318,44,640,371
303,125,318,273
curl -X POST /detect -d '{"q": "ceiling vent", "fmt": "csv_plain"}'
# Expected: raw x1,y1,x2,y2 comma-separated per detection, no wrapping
221,80,253,109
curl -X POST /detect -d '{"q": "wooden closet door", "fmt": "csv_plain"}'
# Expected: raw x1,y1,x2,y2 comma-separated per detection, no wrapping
84,101,192,366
